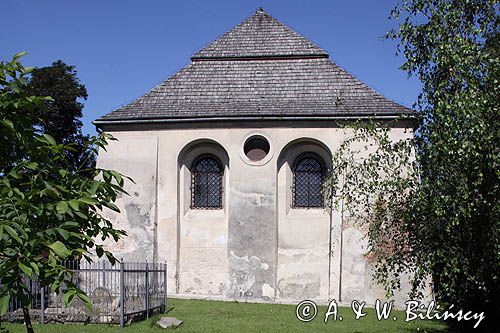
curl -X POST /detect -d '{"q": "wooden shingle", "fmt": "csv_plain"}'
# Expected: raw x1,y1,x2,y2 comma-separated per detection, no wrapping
95,9,411,126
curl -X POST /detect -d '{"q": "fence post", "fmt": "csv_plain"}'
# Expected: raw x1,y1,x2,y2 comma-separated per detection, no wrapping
145,261,149,319
163,262,167,313
102,261,106,289
40,285,45,324
119,258,124,328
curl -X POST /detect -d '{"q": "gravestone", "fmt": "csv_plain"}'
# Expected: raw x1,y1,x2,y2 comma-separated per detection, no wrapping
157,317,183,329
91,287,112,305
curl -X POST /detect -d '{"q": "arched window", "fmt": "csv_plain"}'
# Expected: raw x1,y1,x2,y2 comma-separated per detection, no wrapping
292,152,325,208
191,154,223,209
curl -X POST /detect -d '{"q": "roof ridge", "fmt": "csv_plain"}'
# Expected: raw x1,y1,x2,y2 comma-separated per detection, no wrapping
191,8,328,60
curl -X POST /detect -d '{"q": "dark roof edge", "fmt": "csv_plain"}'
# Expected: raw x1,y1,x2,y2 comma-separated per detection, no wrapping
94,113,415,128
191,54,329,61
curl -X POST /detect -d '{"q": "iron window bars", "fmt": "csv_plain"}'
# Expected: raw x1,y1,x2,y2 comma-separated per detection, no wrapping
191,154,223,209
292,152,325,208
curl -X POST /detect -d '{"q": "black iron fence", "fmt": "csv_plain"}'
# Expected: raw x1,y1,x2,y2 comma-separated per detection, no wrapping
1,260,167,326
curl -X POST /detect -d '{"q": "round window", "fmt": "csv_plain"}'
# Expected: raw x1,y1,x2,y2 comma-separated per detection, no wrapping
244,136,270,161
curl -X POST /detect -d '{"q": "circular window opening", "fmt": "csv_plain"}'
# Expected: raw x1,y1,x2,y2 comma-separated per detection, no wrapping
244,136,270,161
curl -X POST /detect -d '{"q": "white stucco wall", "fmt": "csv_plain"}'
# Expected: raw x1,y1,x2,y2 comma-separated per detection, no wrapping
96,121,429,307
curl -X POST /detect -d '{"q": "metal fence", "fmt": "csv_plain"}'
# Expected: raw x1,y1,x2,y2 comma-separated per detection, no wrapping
1,260,167,326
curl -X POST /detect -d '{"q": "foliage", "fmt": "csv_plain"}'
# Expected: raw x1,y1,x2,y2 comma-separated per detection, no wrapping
327,0,499,331
0,53,127,332
326,121,423,294
25,60,92,173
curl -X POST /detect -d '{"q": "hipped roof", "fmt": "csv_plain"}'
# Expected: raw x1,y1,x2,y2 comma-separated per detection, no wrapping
95,9,412,127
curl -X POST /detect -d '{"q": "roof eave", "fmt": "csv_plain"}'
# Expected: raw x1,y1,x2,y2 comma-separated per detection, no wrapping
93,112,416,129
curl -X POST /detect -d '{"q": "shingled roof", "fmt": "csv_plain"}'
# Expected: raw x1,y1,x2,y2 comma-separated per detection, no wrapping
191,8,328,59
95,9,411,126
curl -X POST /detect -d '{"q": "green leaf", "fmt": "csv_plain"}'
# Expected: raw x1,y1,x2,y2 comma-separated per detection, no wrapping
18,261,33,277
51,280,62,294
60,221,79,228
30,262,40,276
105,252,117,265
42,133,57,146
8,169,21,179
95,246,104,258
78,197,98,205
89,181,100,195
42,182,60,197
68,200,80,211
111,170,124,186
55,228,69,240
12,188,25,199
56,201,69,215
58,169,69,177
104,202,120,212
76,292,92,311
0,294,10,316
25,162,39,170
4,225,22,244
48,241,70,258
23,66,34,74
0,119,14,130
13,51,27,60
62,289,76,306
74,211,88,219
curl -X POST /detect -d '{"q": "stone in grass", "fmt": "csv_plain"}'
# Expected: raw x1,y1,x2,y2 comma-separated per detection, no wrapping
156,317,183,329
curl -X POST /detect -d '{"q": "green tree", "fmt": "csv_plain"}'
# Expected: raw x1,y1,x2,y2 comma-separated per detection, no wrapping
0,53,128,333
26,60,92,173
328,0,499,331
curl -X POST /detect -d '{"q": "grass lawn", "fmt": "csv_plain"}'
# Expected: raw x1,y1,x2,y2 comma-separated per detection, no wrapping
2,298,449,332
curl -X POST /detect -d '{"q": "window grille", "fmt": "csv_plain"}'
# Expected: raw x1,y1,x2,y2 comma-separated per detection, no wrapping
292,152,325,208
191,154,223,209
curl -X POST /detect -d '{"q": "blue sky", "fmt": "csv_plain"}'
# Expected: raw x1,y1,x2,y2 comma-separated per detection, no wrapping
1,0,420,135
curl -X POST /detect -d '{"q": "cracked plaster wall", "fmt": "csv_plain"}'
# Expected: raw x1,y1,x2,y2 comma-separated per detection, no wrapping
96,124,428,306
96,136,158,262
